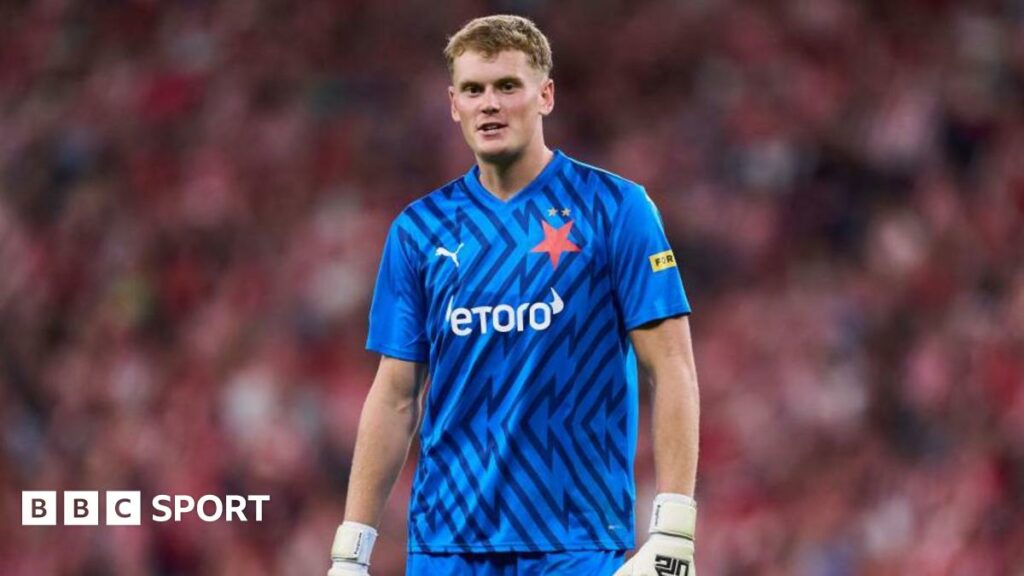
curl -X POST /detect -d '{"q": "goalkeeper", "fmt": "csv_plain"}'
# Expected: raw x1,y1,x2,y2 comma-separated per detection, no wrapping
329,14,700,576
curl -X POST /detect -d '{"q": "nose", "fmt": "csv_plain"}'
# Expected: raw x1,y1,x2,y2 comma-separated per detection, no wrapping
481,87,500,113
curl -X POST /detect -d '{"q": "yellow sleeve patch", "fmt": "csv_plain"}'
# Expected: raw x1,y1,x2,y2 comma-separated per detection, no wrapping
649,250,677,272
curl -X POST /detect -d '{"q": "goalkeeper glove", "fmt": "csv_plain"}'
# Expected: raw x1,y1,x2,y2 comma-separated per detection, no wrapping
613,493,696,576
327,521,377,576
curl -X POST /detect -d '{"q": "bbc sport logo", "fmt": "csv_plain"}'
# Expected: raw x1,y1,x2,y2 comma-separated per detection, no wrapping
22,491,270,526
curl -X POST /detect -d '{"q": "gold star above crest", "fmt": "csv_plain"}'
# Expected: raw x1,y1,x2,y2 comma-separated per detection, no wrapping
548,208,558,216
561,208,571,217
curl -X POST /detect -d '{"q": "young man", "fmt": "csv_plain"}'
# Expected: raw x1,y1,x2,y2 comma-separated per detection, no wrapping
328,15,700,576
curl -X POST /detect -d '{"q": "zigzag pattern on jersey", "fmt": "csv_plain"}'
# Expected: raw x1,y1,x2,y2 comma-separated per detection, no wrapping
399,161,637,550
421,321,631,547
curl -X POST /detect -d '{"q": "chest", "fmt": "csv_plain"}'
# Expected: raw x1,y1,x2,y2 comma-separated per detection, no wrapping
417,195,610,303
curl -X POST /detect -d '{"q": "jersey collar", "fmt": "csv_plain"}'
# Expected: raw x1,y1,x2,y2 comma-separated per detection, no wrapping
463,150,567,209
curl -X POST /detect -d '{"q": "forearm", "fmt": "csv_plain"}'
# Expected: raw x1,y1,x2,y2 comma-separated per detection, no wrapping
621,315,702,573
650,358,700,497
343,383,420,526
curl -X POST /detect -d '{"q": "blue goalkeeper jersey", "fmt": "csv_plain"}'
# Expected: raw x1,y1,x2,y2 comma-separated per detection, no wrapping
366,150,691,553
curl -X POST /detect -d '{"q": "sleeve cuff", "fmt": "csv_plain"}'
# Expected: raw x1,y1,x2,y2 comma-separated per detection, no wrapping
365,341,428,363
623,302,692,331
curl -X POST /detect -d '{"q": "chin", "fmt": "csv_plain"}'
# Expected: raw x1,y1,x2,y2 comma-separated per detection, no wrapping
474,142,523,165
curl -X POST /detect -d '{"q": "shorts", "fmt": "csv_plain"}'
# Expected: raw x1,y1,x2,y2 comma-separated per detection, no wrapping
406,550,626,576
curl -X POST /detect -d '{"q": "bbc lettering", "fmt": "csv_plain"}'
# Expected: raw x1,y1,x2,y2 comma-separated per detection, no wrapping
22,491,56,525
151,494,269,522
22,492,269,526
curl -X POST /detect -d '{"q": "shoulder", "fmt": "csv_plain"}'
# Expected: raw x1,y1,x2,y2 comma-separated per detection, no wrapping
562,154,647,206
558,157,664,236
392,176,464,230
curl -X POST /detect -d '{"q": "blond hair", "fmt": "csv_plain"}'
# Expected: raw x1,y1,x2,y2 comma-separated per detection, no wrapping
444,15,553,77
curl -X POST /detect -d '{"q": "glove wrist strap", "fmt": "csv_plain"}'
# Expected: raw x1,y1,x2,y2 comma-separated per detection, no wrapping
649,493,697,541
331,521,378,566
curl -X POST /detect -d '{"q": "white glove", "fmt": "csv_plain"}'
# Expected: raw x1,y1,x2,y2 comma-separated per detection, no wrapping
327,521,377,576
613,493,696,576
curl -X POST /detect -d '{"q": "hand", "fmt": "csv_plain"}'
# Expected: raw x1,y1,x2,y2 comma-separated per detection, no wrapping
327,521,377,576
613,533,694,576
613,494,696,576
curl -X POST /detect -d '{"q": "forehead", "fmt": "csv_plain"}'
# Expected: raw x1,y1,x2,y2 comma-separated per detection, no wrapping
451,49,542,83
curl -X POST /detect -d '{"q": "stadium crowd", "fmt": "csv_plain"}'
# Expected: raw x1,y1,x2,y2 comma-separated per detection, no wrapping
1,0,1022,574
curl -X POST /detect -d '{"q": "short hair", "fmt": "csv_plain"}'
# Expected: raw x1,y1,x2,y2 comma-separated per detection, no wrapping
443,15,553,77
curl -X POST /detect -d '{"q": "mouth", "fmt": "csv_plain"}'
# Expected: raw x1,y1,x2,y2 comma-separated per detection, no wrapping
477,122,507,134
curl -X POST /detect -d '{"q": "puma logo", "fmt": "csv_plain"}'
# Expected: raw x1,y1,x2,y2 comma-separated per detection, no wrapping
435,243,464,268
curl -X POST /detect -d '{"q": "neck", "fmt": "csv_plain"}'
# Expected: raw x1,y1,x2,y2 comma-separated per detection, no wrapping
476,144,554,202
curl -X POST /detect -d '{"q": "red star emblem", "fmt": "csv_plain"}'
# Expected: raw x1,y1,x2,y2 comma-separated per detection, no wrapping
531,220,580,269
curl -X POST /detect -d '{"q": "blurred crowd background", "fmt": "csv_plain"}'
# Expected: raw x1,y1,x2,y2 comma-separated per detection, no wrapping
1,0,1022,574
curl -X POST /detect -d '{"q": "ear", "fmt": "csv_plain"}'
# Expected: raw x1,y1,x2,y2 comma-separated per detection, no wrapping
448,85,460,123
539,78,555,117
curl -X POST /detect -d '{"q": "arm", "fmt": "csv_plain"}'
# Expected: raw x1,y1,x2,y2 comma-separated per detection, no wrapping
344,355,427,526
330,356,426,574
614,315,700,575
629,315,700,496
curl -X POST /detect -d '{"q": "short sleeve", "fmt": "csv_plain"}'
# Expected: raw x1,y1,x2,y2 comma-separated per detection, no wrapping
366,219,429,362
609,186,691,331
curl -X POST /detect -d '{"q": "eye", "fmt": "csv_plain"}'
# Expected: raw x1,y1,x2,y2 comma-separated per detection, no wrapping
463,84,482,95
500,81,517,92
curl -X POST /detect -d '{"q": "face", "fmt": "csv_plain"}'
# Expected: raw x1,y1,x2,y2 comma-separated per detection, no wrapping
449,49,554,164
